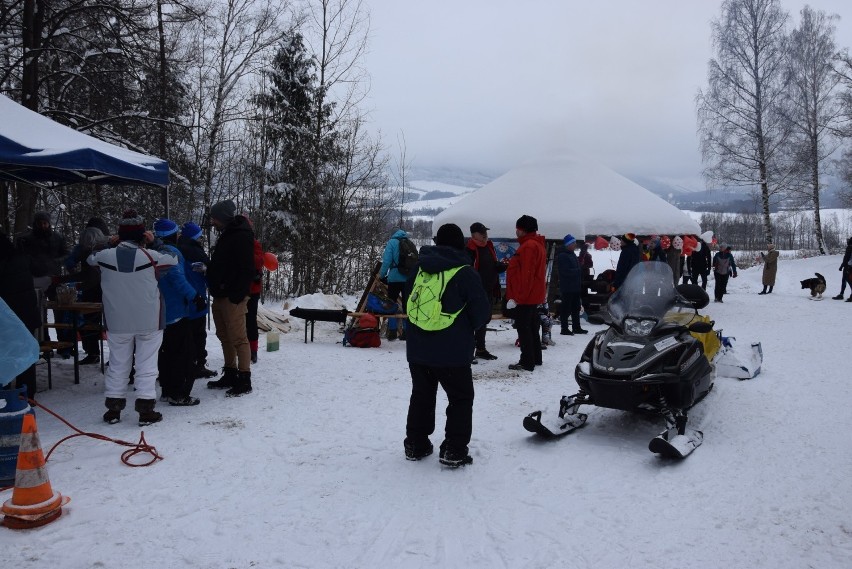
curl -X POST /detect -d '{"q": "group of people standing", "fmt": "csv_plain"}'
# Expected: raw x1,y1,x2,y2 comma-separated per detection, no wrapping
400,214,584,468
0,200,264,427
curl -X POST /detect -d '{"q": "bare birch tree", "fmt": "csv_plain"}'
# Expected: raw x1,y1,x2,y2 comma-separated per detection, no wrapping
697,0,793,244
785,6,844,254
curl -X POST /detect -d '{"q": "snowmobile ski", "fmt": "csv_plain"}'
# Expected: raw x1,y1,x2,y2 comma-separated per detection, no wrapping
523,409,588,437
648,426,703,458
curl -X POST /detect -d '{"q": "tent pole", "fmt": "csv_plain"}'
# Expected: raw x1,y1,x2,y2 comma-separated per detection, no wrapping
162,185,169,218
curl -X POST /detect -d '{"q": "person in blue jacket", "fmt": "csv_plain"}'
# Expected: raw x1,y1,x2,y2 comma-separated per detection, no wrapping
379,228,411,340
177,221,215,379
556,234,587,335
153,218,206,406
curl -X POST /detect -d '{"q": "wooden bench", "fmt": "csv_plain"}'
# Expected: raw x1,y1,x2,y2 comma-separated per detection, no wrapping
38,340,75,390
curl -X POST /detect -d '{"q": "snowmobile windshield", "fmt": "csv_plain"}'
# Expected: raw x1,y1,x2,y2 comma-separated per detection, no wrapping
607,262,678,335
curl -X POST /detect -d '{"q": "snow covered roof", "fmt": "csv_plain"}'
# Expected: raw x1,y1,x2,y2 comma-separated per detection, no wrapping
432,155,700,239
0,94,169,187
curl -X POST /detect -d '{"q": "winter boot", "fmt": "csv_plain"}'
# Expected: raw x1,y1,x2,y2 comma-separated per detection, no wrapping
404,438,434,461
475,349,498,360
208,366,237,389
386,328,397,341
194,365,218,379
832,294,844,300
103,397,126,424
541,332,555,346
768,286,773,294
135,398,162,426
438,442,473,468
226,371,253,397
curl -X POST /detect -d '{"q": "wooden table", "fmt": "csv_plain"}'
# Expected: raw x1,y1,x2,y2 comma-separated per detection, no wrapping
44,301,104,384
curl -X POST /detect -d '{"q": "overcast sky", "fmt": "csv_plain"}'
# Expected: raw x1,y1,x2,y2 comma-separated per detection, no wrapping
361,0,852,189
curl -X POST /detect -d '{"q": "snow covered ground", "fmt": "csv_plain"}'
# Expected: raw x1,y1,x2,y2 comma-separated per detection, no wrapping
2,255,851,569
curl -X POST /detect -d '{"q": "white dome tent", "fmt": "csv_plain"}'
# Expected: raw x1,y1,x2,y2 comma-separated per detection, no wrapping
431,155,700,240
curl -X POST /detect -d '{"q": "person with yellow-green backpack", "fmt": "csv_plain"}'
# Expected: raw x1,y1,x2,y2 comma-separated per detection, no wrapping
402,223,491,468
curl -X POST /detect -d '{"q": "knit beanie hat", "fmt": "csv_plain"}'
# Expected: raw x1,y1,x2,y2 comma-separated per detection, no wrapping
153,218,179,238
33,211,51,225
516,214,538,233
434,223,465,250
117,210,145,242
563,234,576,247
210,199,237,223
181,221,203,241
86,217,109,235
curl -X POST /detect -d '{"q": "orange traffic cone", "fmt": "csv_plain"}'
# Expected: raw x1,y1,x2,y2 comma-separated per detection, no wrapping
1,414,70,529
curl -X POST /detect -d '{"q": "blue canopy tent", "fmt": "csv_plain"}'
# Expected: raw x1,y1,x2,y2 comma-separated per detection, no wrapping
0,93,169,203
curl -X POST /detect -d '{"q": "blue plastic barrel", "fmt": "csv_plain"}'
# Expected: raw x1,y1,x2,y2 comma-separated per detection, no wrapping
0,387,33,487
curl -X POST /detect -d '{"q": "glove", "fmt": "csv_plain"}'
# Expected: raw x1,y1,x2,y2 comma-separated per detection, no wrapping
841,266,846,271
191,262,207,273
506,299,517,310
192,295,207,312
229,294,245,305
379,276,388,285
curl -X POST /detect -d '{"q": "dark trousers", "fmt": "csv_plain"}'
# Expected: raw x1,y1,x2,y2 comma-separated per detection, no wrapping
246,293,260,349
714,273,730,301
473,294,496,350
514,304,542,369
158,318,196,398
188,316,208,368
842,269,850,294
386,281,408,332
559,291,582,332
406,363,474,451
696,272,708,290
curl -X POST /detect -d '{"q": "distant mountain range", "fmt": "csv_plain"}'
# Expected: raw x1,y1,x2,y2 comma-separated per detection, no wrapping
399,165,847,217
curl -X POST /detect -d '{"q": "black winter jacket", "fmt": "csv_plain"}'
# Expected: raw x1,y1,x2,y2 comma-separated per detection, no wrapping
404,245,491,367
206,216,255,302
690,240,712,276
1,235,41,330
555,245,581,294
614,241,642,289
15,228,68,277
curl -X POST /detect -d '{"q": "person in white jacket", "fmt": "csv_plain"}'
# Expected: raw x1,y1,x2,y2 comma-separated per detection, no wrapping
87,210,177,426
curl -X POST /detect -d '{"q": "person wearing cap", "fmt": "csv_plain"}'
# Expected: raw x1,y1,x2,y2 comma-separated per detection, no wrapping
556,234,587,336
152,218,207,406
612,233,641,291
403,223,491,468
712,244,738,303
758,243,779,295
178,221,216,378
205,199,256,396
87,210,179,426
505,215,547,372
465,221,506,360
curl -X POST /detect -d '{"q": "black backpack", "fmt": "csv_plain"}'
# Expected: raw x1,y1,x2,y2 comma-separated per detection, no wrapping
395,237,419,275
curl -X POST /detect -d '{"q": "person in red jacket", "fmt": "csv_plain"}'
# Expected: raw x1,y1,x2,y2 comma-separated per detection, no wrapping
505,215,547,372
241,216,265,364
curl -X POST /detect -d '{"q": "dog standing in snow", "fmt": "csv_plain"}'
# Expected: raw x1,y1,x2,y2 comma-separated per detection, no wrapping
800,273,827,299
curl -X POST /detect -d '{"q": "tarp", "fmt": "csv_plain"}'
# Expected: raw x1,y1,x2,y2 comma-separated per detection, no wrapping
432,155,700,239
0,94,168,187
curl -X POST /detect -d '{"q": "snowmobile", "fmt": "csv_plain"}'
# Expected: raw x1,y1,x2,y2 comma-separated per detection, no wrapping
523,262,716,458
